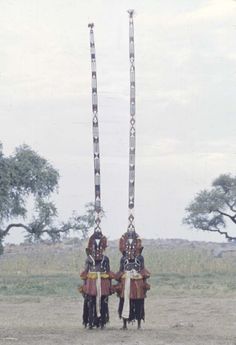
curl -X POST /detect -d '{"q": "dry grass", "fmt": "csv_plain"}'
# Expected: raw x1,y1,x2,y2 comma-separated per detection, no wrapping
1,240,236,297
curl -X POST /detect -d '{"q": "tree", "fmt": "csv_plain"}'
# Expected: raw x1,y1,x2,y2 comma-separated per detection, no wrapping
24,201,103,243
0,144,59,250
65,202,105,240
183,174,236,241
0,143,104,253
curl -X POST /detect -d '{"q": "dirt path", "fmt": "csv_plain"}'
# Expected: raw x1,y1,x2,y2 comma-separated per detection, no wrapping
0,295,236,345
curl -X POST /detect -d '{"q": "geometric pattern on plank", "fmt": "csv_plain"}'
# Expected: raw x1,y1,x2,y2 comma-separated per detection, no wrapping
88,23,102,232
127,10,136,233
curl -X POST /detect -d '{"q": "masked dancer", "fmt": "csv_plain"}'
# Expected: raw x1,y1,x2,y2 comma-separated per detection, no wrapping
115,10,150,330
79,23,114,330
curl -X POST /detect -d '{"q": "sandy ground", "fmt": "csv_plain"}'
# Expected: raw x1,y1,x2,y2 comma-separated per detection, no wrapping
0,294,236,345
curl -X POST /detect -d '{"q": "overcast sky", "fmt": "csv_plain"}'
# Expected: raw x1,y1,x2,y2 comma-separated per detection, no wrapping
1,0,236,243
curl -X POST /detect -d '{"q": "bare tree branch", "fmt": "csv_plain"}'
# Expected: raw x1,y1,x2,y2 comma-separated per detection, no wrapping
216,209,236,224
201,227,236,241
225,200,236,213
2,223,31,237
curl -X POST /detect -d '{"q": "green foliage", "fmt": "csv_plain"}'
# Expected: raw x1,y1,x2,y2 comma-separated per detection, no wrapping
66,202,105,239
0,144,59,223
25,199,59,242
11,145,59,196
184,174,236,240
24,201,103,243
0,143,60,251
0,142,104,253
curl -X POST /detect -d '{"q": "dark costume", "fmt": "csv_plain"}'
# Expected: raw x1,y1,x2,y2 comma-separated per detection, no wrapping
115,231,150,329
80,23,114,330
79,232,114,329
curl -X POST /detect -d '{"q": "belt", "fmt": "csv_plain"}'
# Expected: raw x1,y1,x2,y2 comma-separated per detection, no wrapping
121,271,142,280
87,272,110,279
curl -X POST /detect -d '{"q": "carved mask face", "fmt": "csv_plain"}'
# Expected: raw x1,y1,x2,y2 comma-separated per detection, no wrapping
87,232,107,261
92,238,103,260
119,231,143,260
125,234,137,260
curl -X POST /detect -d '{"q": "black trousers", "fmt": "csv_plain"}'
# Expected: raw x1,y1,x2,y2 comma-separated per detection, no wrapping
118,298,145,322
83,295,109,328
